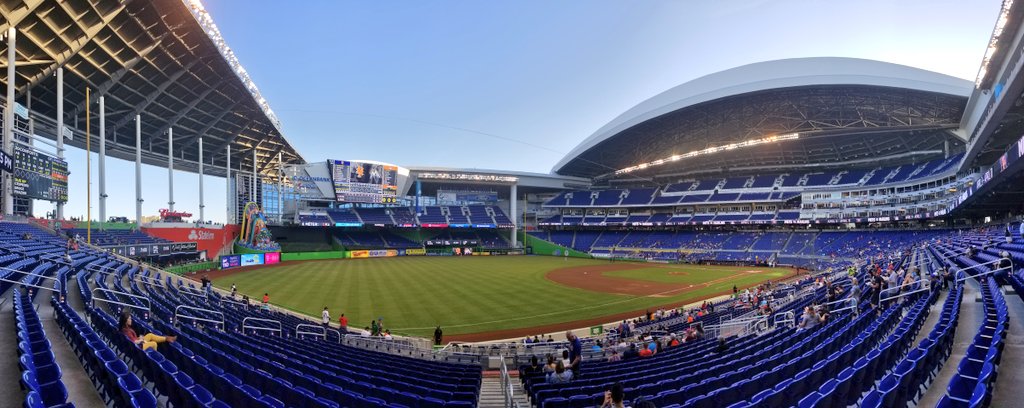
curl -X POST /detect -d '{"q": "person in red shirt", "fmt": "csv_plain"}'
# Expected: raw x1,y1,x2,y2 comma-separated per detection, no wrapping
119,311,175,351
339,313,348,331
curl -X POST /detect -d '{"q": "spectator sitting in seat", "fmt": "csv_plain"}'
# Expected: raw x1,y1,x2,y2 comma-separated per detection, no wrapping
638,343,653,358
797,306,823,330
558,349,570,368
600,382,625,408
546,361,572,384
543,354,557,375
622,343,639,360
715,338,728,354
607,349,621,362
525,356,543,377
119,311,175,351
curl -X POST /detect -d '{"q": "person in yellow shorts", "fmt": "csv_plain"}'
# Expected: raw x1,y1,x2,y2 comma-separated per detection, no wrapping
119,311,175,351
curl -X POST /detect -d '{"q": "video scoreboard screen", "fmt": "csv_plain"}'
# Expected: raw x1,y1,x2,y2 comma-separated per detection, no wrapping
12,145,68,202
331,160,398,204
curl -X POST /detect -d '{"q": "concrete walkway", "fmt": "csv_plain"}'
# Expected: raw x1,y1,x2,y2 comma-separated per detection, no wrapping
918,281,982,406
38,294,106,408
989,287,1024,407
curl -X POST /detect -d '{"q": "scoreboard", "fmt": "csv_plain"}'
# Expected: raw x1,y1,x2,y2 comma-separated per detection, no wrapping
12,144,68,202
331,160,398,204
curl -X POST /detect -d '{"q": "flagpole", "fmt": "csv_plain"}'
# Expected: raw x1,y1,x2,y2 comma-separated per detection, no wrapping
86,87,91,245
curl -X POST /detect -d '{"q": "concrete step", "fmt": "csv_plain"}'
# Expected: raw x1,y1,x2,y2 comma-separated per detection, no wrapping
38,296,106,408
1,293,22,408
478,376,530,408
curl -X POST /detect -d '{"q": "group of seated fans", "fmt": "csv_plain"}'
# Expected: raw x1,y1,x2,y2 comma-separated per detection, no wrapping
4,219,1022,407
517,227,1017,408
6,221,481,408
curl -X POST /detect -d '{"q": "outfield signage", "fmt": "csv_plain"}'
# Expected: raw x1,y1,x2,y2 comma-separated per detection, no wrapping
0,149,12,173
424,239,479,247
220,252,282,269
109,242,198,258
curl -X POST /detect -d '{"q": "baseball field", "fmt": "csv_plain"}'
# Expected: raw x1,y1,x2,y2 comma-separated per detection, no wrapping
209,256,795,341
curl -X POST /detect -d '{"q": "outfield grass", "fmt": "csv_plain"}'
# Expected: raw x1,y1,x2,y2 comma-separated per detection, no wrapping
213,256,788,338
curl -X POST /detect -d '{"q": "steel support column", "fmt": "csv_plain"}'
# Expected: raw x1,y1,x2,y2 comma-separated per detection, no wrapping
135,115,142,224
251,149,257,206
198,137,204,223
277,151,282,224
226,145,231,224
3,28,16,215
167,128,174,211
98,96,106,228
55,67,64,220
510,184,518,247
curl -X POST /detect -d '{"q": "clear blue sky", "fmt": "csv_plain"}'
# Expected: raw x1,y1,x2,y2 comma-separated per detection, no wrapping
54,0,1002,223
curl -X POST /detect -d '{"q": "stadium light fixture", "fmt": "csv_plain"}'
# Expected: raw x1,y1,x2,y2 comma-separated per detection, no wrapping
612,133,800,176
975,0,1015,88
182,0,284,132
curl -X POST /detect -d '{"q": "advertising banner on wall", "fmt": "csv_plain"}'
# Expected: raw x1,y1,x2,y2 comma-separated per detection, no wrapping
240,254,264,266
110,242,198,258
142,225,240,257
220,252,281,269
221,255,241,269
404,248,426,256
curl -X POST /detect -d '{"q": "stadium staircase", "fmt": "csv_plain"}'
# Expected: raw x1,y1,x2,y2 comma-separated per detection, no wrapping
478,374,528,408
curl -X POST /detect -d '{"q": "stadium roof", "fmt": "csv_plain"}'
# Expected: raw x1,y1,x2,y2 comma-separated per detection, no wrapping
0,0,303,178
554,57,974,180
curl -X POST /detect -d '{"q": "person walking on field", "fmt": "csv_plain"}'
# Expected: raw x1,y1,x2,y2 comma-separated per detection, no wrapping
322,307,330,327
339,313,348,332
434,326,443,346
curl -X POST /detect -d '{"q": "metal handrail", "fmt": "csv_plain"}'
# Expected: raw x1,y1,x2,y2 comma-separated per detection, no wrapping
955,258,1004,275
296,324,327,340
241,317,282,334
174,305,225,329
956,263,1014,283
85,263,120,275
219,297,248,307
0,266,59,281
828,303,860,314
91,287,151,311
37,254,73,267
0,276,59,293
177,289,208,299
774,311,795,327
880,285,932,303
327,328,343,343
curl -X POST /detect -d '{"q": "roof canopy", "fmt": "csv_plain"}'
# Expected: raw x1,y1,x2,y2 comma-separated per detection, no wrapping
0,0,302,178
555,57,973,179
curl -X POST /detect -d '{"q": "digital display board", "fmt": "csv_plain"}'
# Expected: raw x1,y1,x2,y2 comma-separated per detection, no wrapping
221,255,241,269
331,160,398,204
240,253,264,266
12,144,68,202
220,252,281,269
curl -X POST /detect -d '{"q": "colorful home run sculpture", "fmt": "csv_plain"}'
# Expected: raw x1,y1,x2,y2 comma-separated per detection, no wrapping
238,202,280,251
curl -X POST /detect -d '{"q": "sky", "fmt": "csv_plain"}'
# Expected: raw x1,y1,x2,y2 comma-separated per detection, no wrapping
53,0,1003,223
